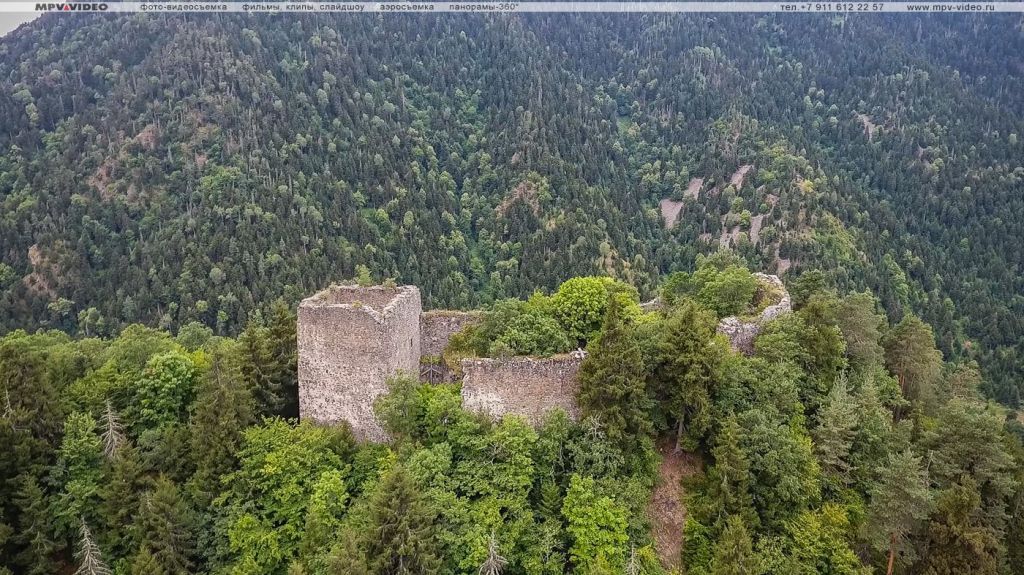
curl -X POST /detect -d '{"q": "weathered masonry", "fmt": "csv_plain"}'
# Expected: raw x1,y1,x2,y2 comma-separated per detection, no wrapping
461,356,582,424
297,285,421,441
716,273,793,355
298,284,582,441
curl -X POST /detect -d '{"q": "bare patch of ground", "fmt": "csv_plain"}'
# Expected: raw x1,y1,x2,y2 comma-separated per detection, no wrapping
730,164,753,189
88,158,117,200
719,225,742,248
23,244,59,297
134,124,159,150
496,181,541,218
648,438,703,570
749,214,765,245
684,177,703,200
659,198,685,229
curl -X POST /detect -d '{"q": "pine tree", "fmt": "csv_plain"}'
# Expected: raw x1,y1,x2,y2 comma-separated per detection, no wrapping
73,519,112,575
916,478,1000,575
812,376,858,492
365,464,441,575
131,476,193,575
864,450,933,575
99,400,124,459
703,415,757,531
710,515,758,575
577,295,652,452
649,298,722,451
884,315,942,408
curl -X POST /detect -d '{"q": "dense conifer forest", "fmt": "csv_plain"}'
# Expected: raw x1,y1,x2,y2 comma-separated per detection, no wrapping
1,14,1022,405
1,11,1024,575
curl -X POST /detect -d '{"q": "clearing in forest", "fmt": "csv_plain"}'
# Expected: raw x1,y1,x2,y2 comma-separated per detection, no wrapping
648,438,703,569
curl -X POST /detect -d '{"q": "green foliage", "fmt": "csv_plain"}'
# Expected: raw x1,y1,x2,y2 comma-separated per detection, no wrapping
916,477,1001,575
648,298,725,450
363,464,441,575
691,415,757,532
495,311,572,357
562,474,629,573
188,340,255,501
737,408,821,531
758,504,868,575
682,517,714,575
448,293,573,358
884,315,943,408
863,449,933,572
1,266,1023,575
710,515,758,575
552,277,640,344
217,419,349,573
835,292,886,373
131,476,194,575
577,295,652,455
662,259,758,318
131,351,200,432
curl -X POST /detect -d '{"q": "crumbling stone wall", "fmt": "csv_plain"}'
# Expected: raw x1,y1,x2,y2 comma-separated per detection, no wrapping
717,273,792,355
461,356,582,424
298,285,421,441
419,310,483,357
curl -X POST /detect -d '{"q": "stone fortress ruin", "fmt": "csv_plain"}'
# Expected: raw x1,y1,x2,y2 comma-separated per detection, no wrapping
297,285,422,441
298,274,791,441
298,284,583,440
715,273,793,355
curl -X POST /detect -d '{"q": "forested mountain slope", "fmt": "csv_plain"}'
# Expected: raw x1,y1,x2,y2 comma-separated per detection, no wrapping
1,14,1022,404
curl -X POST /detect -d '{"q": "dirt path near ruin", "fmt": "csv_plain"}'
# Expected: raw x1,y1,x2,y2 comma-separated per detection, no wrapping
648,438,703,569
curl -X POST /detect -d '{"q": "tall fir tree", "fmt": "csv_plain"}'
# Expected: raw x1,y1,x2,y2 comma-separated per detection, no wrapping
130,476,194,575
701,415,757,532
710,515,758,575
577,295,652,452
364,464,441,575
649,298,723,451
188,341,254,502
812,376,858,493
864,449,933,575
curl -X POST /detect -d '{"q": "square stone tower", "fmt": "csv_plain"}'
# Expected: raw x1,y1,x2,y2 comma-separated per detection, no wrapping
297,285,421,441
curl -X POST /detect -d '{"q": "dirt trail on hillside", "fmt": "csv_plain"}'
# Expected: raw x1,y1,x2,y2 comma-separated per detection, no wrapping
648,438,703,569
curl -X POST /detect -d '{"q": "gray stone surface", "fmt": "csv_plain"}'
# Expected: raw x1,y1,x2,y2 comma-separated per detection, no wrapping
419,310,483,358
717,273,792,355
461,356,582,424
298,285,421,441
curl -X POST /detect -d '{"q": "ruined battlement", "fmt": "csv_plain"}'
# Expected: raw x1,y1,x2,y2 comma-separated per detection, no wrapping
299,274,789,441
420,310,484,358
716,273,792,355
461,355,582,424
298,285,421,441
297,283,580,440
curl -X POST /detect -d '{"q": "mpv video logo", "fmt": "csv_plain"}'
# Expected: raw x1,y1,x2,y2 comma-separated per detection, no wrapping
35,3,110,11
